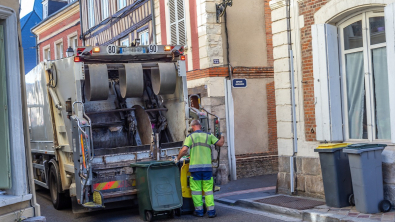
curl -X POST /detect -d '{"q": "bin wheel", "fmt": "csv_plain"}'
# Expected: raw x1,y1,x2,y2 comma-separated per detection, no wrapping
145,211,153,222
379,200,392,212
175,208,181,217
348,194,355,206
168,209,175,218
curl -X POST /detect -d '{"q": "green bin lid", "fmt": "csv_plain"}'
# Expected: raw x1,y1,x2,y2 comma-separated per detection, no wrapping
130,160,175,168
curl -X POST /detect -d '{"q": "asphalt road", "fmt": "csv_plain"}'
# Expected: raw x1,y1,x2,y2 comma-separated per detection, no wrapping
36,188,290,222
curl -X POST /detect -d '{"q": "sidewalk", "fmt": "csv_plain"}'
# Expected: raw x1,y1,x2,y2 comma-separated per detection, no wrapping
215,175,395,222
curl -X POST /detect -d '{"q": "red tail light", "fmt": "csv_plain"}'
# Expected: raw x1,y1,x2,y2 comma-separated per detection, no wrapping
74,56,81,62
180,55,186,61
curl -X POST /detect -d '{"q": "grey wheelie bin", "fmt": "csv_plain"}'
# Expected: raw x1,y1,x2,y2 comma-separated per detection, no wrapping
314,143,353,208
131,161,183,222
343,144,391,214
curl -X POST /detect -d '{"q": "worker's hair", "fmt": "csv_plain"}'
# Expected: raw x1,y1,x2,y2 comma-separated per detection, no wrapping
190,119,201,127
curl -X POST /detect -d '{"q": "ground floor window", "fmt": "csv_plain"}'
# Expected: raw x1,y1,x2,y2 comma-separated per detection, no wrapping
339,11,390,141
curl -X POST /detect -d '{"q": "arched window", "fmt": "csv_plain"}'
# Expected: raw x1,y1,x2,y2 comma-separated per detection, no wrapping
339,11,390,141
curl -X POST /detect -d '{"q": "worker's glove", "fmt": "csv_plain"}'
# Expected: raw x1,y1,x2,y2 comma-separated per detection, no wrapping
174,158,179,164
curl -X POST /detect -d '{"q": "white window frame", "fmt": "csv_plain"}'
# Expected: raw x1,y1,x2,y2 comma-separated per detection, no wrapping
139,29,149,45
101,0,109,20
42,44,51,61
120,36,129,46
339,10,389,142
88,0,95,28
118,0,127,10
54,38,64,60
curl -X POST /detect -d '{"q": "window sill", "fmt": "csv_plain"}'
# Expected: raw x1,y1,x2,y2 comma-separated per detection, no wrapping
0,194,32,207
344,140,393,145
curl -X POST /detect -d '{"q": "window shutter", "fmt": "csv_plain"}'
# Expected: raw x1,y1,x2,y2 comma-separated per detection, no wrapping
177,0,186,45
385,4,395,143
312,24,343,142
169,0,186,45
0,25,11,189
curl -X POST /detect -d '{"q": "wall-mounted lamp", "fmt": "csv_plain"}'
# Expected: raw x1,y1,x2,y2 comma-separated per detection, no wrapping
66,46,74,57
216,0,233,23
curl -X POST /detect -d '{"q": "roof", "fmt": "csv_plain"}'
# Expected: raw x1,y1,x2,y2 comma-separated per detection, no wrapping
20,11,33,29
33,0,43,20
31,0,79,32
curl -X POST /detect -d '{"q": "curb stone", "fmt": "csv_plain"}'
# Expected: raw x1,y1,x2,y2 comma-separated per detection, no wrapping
216,198,377,222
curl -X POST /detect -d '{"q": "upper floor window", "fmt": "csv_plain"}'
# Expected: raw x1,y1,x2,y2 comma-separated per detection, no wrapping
169,0,186,45
68,34,78,52
88,0,95,28
118,0,127,10
101,0,109,20
55,41,63,59
139,29,149,45
339,11,389,141
43,47,51,61
120,37,129,46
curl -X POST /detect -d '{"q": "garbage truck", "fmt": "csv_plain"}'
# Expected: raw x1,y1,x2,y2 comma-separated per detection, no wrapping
25,44,198,212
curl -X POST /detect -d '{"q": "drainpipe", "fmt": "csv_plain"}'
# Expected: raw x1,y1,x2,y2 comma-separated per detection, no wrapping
151,0,156,44
286,0,298,194
79,0,85,46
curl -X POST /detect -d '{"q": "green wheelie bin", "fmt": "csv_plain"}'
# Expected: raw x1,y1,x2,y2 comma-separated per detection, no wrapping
131,161,182,222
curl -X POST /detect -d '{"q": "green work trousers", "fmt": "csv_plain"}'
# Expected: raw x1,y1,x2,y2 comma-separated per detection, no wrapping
190,171,215,211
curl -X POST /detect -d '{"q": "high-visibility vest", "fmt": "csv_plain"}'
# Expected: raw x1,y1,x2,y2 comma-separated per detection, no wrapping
189,132,213,172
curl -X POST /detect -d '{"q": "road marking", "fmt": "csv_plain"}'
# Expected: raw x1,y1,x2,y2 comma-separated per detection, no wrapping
215,202,302,222
215,186,276,198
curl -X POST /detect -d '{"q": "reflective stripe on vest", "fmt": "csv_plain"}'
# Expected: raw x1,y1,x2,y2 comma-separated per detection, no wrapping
189,133,212,172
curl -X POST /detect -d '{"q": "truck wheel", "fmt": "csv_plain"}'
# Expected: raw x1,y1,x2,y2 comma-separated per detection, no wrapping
49,164,71,210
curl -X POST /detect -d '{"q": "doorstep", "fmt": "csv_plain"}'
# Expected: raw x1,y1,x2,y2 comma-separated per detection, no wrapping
216,193,395,222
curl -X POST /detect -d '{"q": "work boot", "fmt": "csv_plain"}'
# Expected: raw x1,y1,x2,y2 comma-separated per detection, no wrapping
207,210,217,218
193,210,204,217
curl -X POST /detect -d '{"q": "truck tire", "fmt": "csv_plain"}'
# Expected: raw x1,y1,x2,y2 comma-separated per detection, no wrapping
49,164,71,210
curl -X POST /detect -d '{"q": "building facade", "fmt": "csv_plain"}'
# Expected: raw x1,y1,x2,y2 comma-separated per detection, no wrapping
0,0,41,220
32,0,81,62
80,0,155,46
153,0,278,182
271,0,395,203
20,0,42,74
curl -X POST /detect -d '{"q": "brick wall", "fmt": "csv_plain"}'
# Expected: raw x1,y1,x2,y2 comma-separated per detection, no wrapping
236,152,278,179
264,0,273,67
186,66,229,81
187,66,274,81
233,67,274,79
267,81,277,153
299,0,329,141
38,24,81,62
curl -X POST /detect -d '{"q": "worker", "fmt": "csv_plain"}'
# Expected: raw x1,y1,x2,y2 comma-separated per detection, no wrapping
177,119,225,218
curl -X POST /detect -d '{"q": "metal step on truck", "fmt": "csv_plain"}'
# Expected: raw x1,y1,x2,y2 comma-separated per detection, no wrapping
25,44,191,212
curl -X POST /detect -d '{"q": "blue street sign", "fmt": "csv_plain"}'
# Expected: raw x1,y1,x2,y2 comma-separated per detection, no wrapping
232,79,247,88
213,59,219,64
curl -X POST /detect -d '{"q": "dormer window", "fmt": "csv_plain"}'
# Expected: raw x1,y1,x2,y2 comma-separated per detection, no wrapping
43,1,48,19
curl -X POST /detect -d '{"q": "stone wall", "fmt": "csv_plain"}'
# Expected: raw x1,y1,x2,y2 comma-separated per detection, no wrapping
236,153,278,179
277,156,324,199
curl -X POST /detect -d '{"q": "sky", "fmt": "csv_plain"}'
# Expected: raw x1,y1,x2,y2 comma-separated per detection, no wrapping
20,0,35,18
